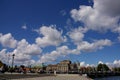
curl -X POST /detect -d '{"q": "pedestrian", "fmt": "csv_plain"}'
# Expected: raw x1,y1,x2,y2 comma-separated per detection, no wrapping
54,70,56,76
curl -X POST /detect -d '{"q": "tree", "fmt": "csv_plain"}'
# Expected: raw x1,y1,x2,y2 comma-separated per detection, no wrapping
97,63,103,71
113,67,120,72
0,61,3,67
102,64,110,71
97,64,110,72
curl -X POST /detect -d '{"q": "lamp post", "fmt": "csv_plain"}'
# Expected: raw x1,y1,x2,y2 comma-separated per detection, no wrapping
12,54,15,69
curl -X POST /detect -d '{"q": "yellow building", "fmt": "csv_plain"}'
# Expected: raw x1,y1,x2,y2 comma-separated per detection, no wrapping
46,60,78,73
57,60,71,72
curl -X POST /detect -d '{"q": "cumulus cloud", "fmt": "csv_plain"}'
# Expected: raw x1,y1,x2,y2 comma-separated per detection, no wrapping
9,39,42,64
68,27,87,44
39,45,71,63
94,0,120,17
35,25,66,47
39,51,60,63
67,26,112,54
77,39,112,52
67,39,112,55
0,49,7,63
39,38,112,63
39,25,112,63
0,33,17,48
16,39,42,55
71,0,120,32
56,45,70,55
14,53,31,62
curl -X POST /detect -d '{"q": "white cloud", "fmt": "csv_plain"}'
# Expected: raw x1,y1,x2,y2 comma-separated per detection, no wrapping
9,39,42,64
0,49,7,63
80,61,95,67
80,60,120,68
39,45,70,63
113,60,120,67
33,22,113,63
113,27,120,34
39,51,60,63
94,0,120,17
0,33,17,48
17,39,42,55
80,61,85,67
98,61,104,64
56,45,70,55
39,27,112,63
77,39,112,52
68,27,87,44
14,53,31,62
39,39,112,63
36,25,66,47
67,27,112,54
105,60,120,68
70,0,120,32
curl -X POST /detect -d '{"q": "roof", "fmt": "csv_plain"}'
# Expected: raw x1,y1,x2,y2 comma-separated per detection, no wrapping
47,64,57,67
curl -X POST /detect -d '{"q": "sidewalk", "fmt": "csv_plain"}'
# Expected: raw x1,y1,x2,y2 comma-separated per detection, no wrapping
12,74,93,80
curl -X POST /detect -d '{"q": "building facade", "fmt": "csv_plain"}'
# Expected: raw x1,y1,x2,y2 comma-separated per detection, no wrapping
46,60,78,73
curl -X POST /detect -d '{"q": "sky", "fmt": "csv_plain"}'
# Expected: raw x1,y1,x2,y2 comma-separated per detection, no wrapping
0,0,120,67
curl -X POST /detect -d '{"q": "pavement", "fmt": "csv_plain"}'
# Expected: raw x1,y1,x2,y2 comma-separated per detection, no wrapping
0,73,93,80
12,76,92,80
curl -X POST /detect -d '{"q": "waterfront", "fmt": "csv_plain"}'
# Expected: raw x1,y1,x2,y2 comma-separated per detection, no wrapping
94,76,120,80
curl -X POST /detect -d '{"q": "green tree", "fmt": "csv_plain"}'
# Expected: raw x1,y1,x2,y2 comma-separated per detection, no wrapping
102,64,110,71
0,61,3,67
97,64,110,72
97,63,103,71
113,67,120,72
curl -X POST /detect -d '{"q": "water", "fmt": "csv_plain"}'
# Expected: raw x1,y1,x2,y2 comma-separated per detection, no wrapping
94,76,120,80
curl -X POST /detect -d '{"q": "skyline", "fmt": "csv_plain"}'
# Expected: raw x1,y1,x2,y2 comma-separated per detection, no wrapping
0,0,120,67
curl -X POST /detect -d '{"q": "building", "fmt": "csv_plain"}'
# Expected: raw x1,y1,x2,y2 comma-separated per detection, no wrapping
57,60,71,73
30,63,46,73
46,60,78,73
46,64,57,72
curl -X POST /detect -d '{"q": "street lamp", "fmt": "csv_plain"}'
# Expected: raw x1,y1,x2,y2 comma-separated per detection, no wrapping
12,54,15,69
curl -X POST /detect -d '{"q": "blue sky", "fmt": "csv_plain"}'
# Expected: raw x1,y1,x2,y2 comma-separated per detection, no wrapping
0,0,120,67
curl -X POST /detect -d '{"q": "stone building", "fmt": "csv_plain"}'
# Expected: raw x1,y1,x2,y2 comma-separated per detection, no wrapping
46,64,57,72
46,60,78,73
57,60,71,73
